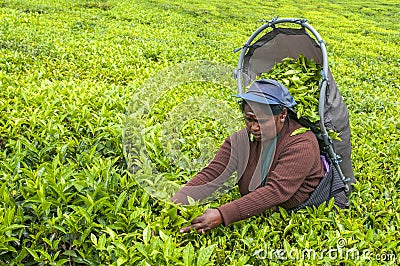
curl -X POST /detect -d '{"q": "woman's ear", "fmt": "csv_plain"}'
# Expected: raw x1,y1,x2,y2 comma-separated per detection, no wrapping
280,108,288,121
239,100,246,113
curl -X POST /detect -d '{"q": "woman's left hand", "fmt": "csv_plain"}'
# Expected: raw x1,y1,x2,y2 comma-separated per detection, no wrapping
180,209,223,234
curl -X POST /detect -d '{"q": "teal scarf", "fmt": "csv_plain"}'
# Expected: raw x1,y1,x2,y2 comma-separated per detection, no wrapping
260,133,280,187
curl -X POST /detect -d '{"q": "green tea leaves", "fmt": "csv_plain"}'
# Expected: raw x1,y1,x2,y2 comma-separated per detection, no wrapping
290,127,311,136
197,244,216,266
0,0,398,265
183,242,195,266
260,54,322,123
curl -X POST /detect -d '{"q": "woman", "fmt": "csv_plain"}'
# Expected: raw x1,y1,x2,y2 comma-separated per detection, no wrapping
172,79,329,234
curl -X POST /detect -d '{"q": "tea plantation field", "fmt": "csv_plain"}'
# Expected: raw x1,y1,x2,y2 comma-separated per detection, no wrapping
0,0,399,265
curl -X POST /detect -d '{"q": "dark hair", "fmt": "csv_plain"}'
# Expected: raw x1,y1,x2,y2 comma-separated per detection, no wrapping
239,100,285,115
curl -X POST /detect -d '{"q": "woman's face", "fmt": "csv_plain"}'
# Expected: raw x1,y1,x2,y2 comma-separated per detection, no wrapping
243,102,286,142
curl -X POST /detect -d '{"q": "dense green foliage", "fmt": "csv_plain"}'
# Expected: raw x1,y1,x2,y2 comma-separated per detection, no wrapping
261,55,322,123
0,0,399,265
260,55,341,140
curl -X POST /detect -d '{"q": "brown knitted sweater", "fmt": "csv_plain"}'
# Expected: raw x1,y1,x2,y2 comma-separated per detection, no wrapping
172,118,324,226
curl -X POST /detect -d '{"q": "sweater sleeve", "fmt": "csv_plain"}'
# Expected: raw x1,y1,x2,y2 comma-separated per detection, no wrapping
217,131,321,225
171,135,238,205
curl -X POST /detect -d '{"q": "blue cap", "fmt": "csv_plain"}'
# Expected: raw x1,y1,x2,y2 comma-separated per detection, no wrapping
235,79,297,109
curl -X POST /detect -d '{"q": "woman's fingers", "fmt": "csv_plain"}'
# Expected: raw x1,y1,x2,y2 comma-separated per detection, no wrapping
191,215,205,225
179,225,193,233
197,228,207,234
180,222,204,233
179,209,222,234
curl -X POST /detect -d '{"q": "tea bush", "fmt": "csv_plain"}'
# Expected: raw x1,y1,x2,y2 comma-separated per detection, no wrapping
0,0,399,265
